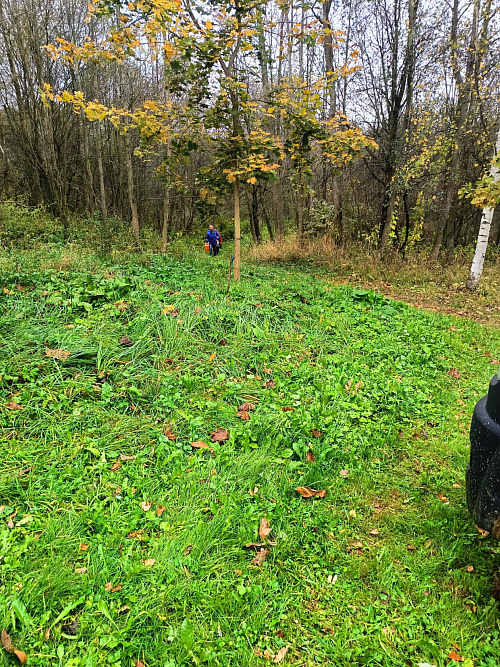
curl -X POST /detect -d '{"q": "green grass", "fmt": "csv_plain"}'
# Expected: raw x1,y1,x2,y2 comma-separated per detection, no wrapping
0,244,500,667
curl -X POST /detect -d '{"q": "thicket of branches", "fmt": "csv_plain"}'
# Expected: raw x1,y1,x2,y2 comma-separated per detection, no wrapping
0,0,499,257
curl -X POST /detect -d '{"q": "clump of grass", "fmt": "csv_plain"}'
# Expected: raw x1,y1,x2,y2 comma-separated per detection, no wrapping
0,248,499,666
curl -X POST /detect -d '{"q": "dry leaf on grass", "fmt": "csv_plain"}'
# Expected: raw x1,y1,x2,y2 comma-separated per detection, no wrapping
475,524,490,537
448,650,463,662
135,661,147,667
117,605,130,614
141,502,152,512
219,338,227,346
156,506,166,517
236,410,250,420
310,429,322,438
112,584,122,592
448,368,461,380
163,304,176,313
105,582,113,592
282,407,294,412
120,454,136,461
142,559,156,567
345,378,353,393
306,449,316,463
243,542,266,550
110,460,122,472
453,483,461,488
80,544,89,551
1,629,27,665
211,428,229,442
75,567,87,574
239,403,256,411
259,518,271,541
264,380,276,389
45,348,71,361
251,548,269,567
191,441,214,454
296,486,326,499
339,469,349,478
465,565,474,573
273,645,291,663
209,352,216,362
369,529,380,536
164,427,176,441
249,487,259,497
438,493,448,502
6,402,22,411
118,335,133,347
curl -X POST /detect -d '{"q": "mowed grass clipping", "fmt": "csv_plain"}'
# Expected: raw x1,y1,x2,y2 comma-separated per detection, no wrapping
0,248,500,667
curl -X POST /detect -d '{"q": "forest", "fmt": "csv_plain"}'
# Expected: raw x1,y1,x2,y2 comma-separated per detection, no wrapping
0,0,499,266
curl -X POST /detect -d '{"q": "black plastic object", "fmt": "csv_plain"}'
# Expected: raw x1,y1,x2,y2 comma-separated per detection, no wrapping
466,374,500,532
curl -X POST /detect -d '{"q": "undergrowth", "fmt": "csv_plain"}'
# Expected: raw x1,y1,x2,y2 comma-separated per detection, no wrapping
0,246,499,666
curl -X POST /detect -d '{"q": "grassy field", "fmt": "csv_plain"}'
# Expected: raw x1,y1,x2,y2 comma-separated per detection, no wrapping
1,243,500,667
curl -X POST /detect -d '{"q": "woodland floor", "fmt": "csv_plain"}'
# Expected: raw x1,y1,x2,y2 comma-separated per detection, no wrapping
0,242,499,667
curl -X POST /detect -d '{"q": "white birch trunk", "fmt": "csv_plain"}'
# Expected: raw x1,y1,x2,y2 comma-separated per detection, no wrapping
467,125,500,290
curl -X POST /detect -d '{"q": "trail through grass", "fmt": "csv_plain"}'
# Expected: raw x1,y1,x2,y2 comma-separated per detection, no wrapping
0,247,499,667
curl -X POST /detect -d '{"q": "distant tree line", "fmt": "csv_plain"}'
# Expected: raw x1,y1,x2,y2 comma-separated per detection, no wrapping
0,0,499,259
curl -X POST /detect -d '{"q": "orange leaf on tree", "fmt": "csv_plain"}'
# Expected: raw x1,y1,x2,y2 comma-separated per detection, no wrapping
296,486,326,499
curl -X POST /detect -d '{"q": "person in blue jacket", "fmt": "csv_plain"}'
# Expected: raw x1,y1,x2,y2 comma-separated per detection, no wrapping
206,224,221,256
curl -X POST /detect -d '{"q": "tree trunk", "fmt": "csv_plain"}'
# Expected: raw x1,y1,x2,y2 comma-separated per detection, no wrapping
124,128,140,246
467,125,500,290
161,187,171,253
234,177,241,281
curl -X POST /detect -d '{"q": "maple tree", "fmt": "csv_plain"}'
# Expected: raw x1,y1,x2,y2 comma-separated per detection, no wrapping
43,0,374,277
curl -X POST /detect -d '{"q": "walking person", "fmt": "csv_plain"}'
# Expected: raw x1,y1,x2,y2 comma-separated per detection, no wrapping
205,224,221,256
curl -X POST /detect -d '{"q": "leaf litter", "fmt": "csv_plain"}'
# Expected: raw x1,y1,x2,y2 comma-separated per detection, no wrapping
1,629,27,665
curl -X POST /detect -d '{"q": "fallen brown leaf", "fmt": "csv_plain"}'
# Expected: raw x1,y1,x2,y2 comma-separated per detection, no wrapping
209,352,216,362
105,582,113,592
16,468,32,478
448,368,461,380
110,460,122,472
345,378,353,393
164,427,176,441
259,517,271,541
339,469,349,478
75,567,87,574
156,506,166,517
219,338,227,346
354,380,362,392
438,492,448,502
243,542,266,550
119,335,133,347
453,483,461,488
306,449,316,463
142,559,155,567
135,661,147,667
264,368,272,374
273,645,291,663
239,403,256,411
120,454,136,461
236,410,250,420
407,545,416,551
194,306,202,315
369,529,380,536
127,530,143,539
45,348,71,361
310,429,322,438
448,649,463,662
43,628,50,641
475,524,490,537
112,584,122,592
191,441,214,454
211,427,229,442
296,486,326,499
163,304,176,314
117,605,130,614
264,380,276,389
141,502,152,511
80,544,89,551
1,629,27,665
251,548,269,567
254,647,263,657
465,565,474,573
6,402,22,411
249,487,259,497
282,407,294,412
